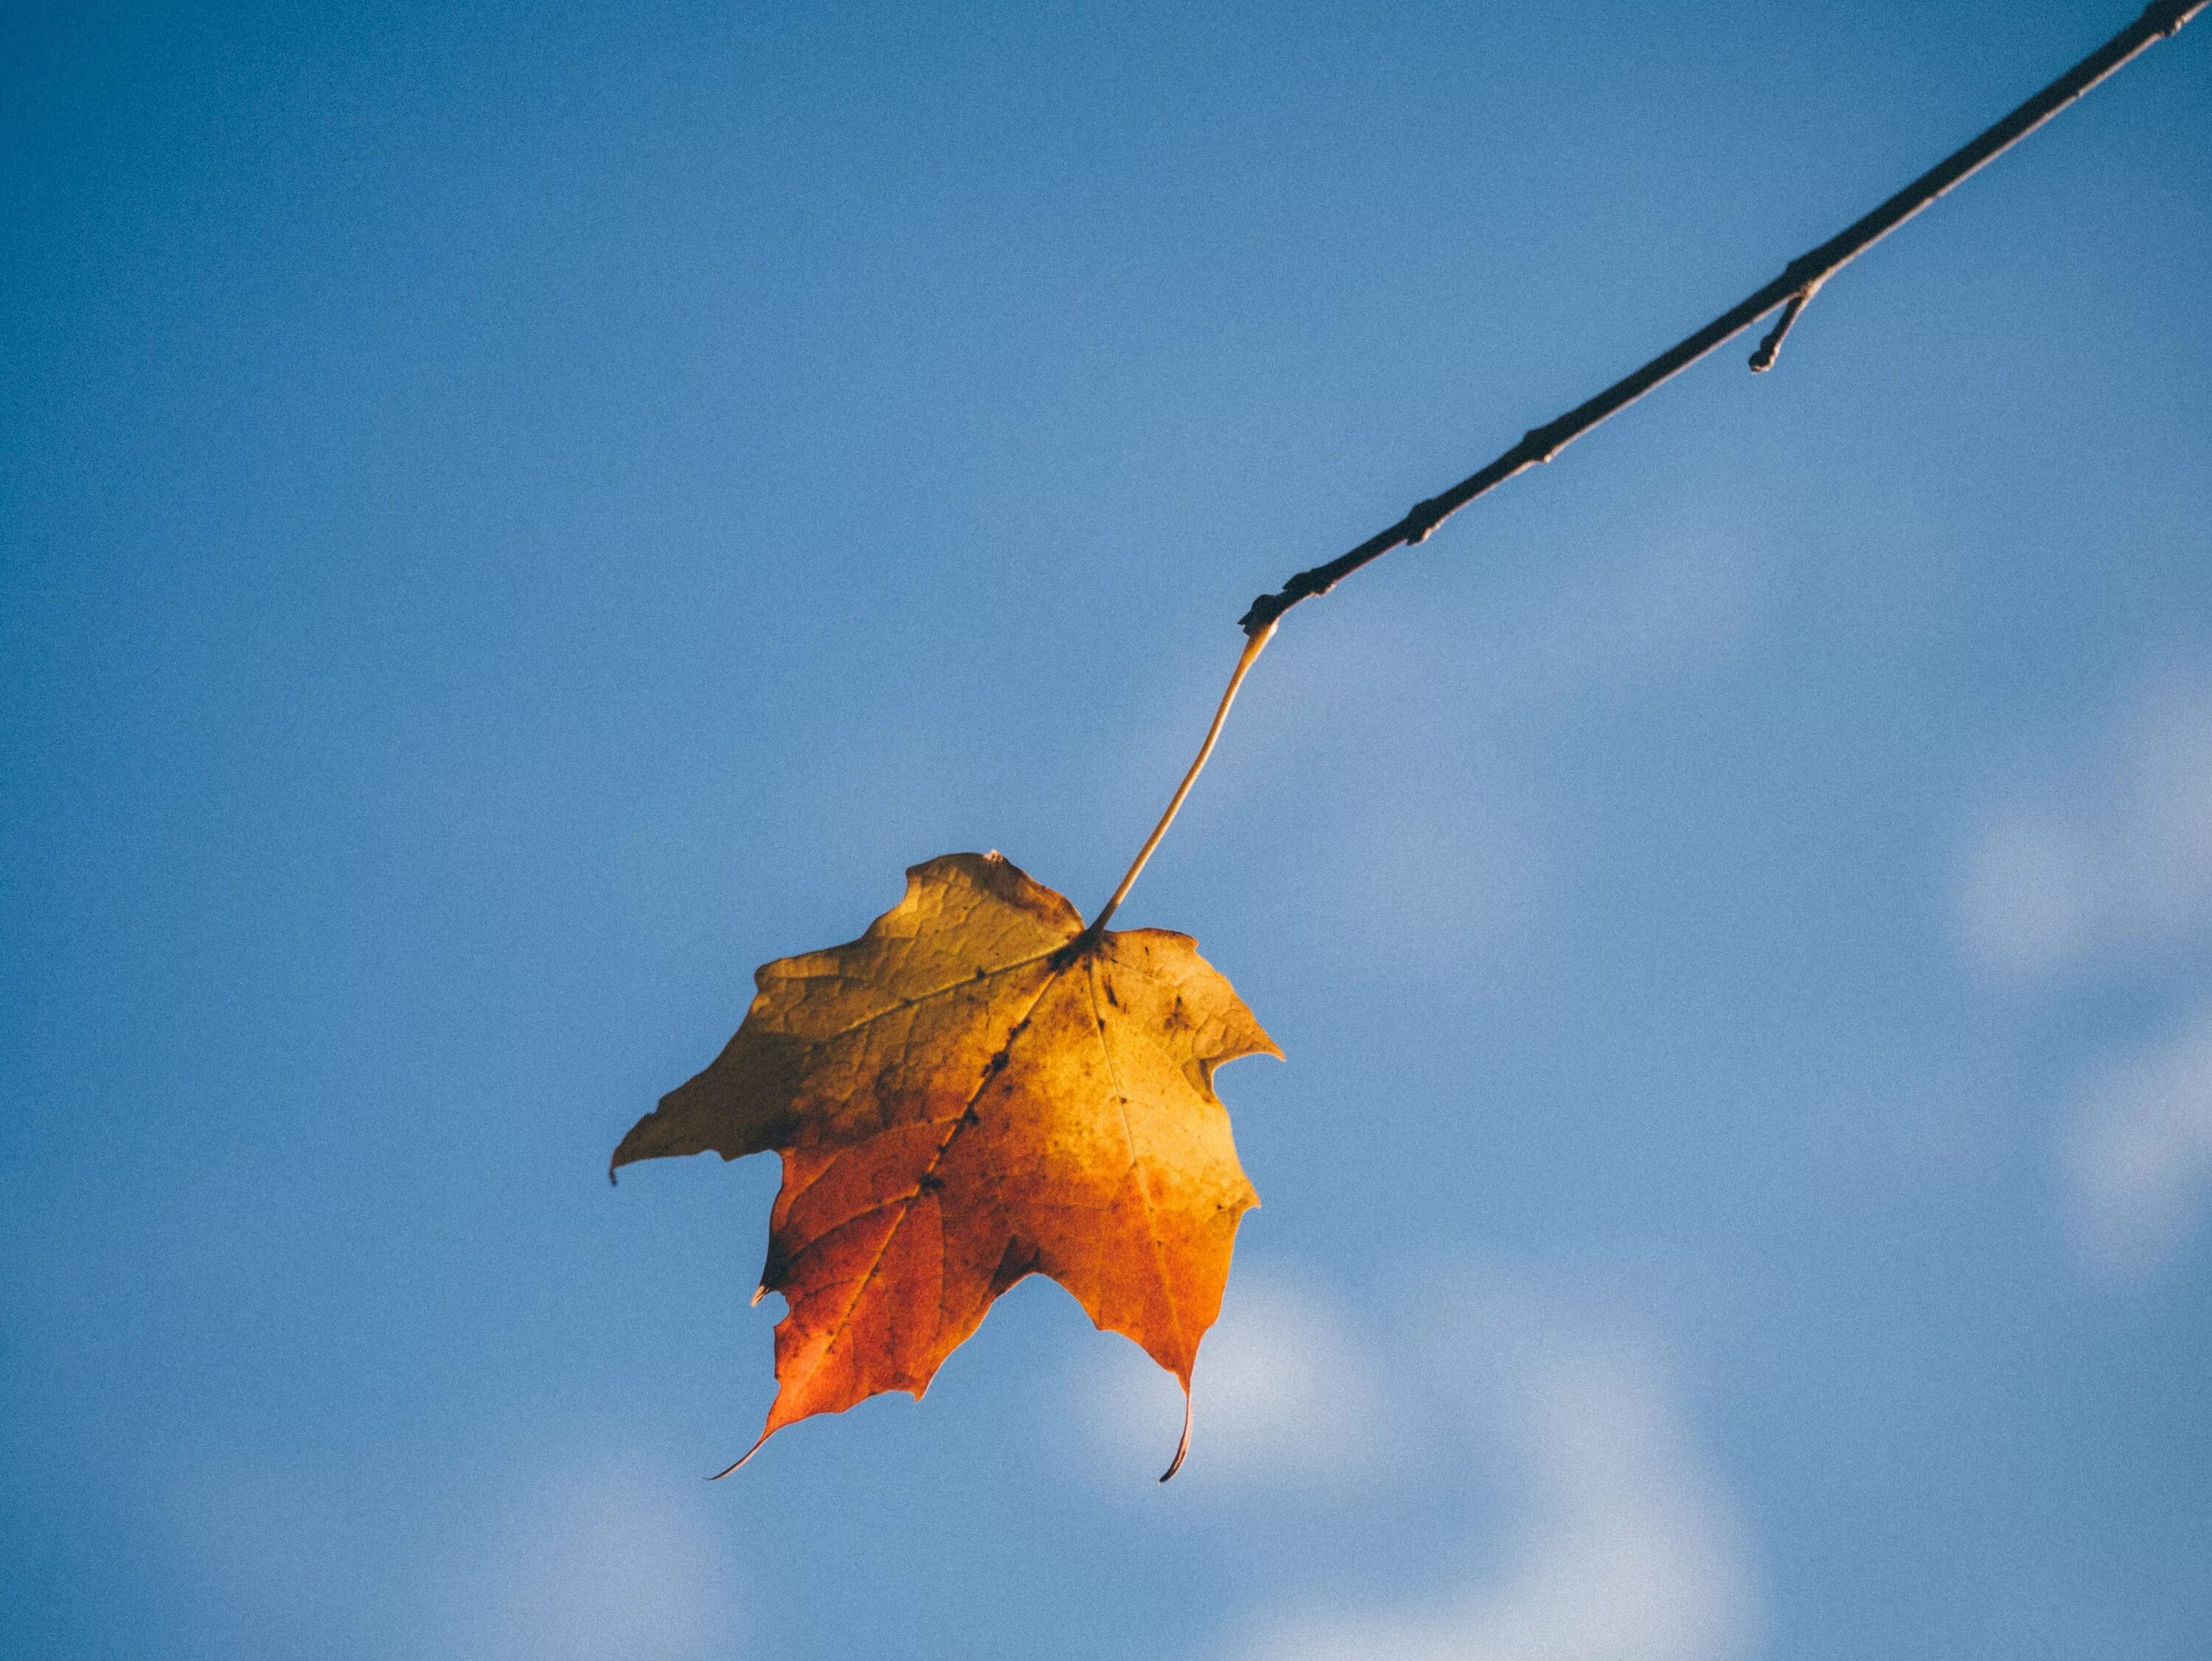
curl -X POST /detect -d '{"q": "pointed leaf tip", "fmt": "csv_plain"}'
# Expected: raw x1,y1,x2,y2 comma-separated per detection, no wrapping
1159,1393,1194,1483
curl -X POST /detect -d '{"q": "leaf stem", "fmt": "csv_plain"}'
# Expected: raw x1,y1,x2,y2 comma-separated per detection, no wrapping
1088,621,1276,937
1238,0,2206,635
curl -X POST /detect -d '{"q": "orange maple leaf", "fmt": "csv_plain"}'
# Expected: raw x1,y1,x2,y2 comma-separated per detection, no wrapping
612,851,1279,1478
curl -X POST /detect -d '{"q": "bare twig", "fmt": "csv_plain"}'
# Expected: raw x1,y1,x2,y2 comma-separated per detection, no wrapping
1239,0,2205,636
1747,276,1824,373
1102,3,2199,927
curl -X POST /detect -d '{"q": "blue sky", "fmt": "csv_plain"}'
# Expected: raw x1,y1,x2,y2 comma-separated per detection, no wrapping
4,2,2209,1657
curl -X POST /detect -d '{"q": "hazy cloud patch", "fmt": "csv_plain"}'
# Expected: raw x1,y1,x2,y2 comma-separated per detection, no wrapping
1955,671,2212,978
164,1439,746,1661
1079,1269,1756,1661
1083,1272,1399,1490
1234,1281,1754,1661
2065,998,2212,1279
411,1444,744,1661
1456,535,1771,713
1953,669,2212,1278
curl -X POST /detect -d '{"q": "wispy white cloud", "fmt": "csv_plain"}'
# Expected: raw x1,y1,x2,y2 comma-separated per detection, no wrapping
411,1445,745,1661
1953,669,2212,1278
1955,672,2212,978
1236,1282,1754,1661
2065,997,2212,1280
1233,529,1772,778
1448,534,1771,713
1081,1270,1756,1661
170,1441,745,1661
1083,1272,1399,1489
1136,532,1770,958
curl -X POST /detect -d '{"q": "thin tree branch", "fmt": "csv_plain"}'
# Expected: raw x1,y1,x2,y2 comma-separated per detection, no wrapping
1239,0,2205,636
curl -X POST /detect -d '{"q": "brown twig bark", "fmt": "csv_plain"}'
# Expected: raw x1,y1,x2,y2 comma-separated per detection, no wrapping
1239,0,2205,636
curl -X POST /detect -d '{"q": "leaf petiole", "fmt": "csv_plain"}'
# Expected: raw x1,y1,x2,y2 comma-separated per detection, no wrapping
1085,620,1276,939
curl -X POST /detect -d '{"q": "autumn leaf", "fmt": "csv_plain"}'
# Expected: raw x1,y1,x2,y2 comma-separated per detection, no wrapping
613,851,1279,1478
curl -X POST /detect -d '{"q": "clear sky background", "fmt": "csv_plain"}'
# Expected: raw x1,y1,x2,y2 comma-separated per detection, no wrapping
5,2,2210,1658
